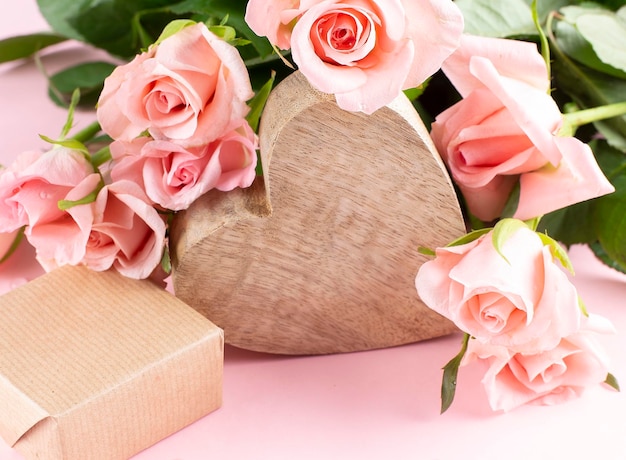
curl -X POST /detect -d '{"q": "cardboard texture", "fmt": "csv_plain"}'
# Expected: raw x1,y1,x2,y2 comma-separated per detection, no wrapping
0,266,224,460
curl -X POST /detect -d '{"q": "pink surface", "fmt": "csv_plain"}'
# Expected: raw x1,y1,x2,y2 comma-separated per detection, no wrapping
1,4,626,459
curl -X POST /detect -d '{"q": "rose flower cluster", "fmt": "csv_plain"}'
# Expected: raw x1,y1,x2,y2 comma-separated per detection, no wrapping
0,0,619,414
0,22,258,280
416,35,617,412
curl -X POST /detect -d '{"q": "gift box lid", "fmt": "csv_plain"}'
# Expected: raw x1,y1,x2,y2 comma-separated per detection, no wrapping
0,265,223,459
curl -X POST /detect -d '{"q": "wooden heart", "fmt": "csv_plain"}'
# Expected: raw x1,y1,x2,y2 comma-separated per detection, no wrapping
170,71,465,355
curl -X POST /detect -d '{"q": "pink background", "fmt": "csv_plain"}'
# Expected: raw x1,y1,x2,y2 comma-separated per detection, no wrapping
1,3,626,459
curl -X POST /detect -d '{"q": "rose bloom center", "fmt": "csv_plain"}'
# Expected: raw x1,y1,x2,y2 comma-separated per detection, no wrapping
312,9,374,64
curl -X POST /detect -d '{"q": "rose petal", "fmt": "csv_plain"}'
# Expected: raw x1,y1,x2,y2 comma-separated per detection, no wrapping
514,136,615,220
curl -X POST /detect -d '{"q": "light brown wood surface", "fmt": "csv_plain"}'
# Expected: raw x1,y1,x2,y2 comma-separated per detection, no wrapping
170,71,465,355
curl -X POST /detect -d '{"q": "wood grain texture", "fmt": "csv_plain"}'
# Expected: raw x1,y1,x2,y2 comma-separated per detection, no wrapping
170,71,465,355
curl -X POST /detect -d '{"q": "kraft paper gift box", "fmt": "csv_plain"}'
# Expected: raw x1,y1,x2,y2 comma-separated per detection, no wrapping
0,265,223,460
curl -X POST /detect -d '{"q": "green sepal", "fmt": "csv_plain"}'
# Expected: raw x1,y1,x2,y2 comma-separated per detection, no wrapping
418,246,436,257
441,333,470,414
445,228,491,248
536,232,575,274
154,19,197,46
207,18,250,47
208,24,236,42
577,296,589,317
272,43,295,69
39,135,89,155
605,372,620,392
61,88,81,139
161,247,172,274
0,227,25,265
492,218,529,264
57,178,104,211
524,217,541,232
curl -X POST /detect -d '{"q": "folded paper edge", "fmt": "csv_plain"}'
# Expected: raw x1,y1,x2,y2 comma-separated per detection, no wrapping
0,372,50,447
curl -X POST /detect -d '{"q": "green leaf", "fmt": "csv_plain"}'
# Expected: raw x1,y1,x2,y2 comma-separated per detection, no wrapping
605,372,621,391
169,0,274,57
37,0,181,57
36,0,89,41
455,0,569,38
550,35,626,152
592,142,626,271
440,334,470,414
565,6,626,74
537,200,597,246
47,61,117,108
590,241,626,275
0,33,67,64
247,71,276,132
555,18,626,80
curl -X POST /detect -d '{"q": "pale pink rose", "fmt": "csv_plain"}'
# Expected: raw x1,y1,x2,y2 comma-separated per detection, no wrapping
77,180,167,279
245,0,302,50
212,121,259,192
110,122,257,211
246,0,464,114
97,22,254,147
415,225,581,353
0,148,94,233
31,177,166,279
431,34,614,221
27,174,103,269
466,315,614,412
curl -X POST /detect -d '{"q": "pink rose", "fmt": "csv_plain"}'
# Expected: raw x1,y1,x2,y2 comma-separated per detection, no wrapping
27,174,102,268
245,0,301,50
245,0,464,114
97,22,254,147
0,148,95,233
31,177,166,279
465,315,614,412
415,225,581,353
110,121,258,211
431,34,614,221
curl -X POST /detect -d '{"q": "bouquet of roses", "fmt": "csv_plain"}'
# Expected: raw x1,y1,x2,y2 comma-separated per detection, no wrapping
0,0,624,412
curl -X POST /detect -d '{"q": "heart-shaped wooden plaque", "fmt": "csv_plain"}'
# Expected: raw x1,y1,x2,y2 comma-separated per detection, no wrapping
170,71,465,355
